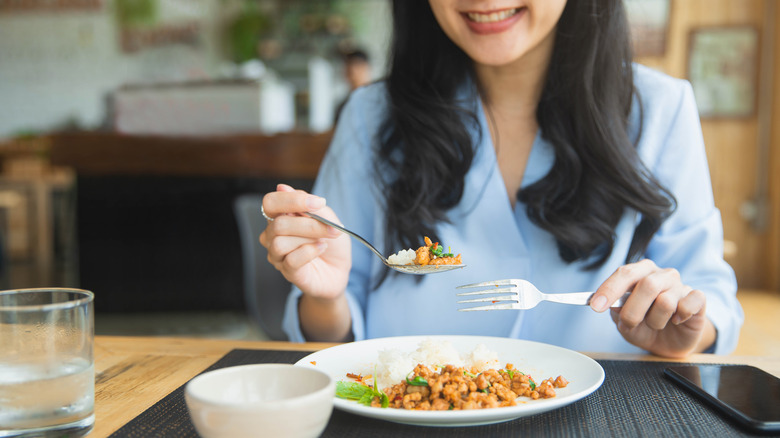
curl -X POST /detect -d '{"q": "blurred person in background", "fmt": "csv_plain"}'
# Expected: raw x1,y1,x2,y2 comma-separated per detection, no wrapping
343,49,372,91
335,49,372,123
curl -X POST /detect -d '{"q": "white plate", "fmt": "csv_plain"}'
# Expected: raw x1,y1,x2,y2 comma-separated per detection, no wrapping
294,335,604,427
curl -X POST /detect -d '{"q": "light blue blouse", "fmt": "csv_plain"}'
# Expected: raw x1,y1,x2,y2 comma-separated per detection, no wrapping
282,64,743,355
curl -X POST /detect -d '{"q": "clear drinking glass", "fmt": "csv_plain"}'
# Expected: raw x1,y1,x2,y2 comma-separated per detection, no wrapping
0,288,95,438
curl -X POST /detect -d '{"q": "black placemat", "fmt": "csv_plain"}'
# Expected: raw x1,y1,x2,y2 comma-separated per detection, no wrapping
108,349,778,437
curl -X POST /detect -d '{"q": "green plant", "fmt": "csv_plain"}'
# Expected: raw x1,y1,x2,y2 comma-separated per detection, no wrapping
228,1,270,63
116,0,158,28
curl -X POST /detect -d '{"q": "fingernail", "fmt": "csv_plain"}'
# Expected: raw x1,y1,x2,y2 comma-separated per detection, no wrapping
316,241,328,253
306,195,326,210
591,295,608,312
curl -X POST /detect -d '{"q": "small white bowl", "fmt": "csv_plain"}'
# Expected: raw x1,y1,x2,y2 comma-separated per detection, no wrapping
185,364,335,438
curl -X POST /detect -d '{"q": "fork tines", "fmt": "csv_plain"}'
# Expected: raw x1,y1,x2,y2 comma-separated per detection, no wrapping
458,302,519,311
456,279,518,289
455,286,515,297
456,280,520,311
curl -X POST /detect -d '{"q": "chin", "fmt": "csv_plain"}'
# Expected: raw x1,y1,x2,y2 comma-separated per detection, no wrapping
472,57,519,67
466,46,528,67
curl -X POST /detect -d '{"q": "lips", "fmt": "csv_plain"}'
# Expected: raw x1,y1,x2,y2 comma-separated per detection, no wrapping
461,7,525,35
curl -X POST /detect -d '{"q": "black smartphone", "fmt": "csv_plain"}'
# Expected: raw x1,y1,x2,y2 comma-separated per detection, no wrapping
664,364,780,434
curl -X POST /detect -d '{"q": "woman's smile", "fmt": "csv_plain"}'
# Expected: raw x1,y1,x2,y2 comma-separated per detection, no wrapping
429,0,565,67
462,7,526,34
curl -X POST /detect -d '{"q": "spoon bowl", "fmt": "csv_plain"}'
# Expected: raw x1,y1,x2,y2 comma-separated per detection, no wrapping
304,212,465,275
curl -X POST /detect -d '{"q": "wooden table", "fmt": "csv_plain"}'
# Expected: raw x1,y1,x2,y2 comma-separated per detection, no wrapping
93,335,780,438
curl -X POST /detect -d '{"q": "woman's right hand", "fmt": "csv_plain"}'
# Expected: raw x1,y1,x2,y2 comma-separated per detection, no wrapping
259,184,351,302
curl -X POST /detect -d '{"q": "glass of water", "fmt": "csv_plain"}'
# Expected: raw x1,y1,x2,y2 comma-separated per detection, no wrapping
0,288,95,438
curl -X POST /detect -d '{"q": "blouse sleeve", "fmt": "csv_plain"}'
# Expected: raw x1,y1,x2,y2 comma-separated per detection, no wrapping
641,77,743,354
281,85,384,342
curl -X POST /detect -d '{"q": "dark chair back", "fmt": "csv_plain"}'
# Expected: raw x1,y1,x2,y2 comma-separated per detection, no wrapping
233,194,291,341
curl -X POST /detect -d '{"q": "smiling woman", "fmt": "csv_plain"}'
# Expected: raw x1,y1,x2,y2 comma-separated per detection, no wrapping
260,0,742,358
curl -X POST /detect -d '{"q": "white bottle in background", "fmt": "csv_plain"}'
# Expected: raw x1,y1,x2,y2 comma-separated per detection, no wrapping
307,56,334,133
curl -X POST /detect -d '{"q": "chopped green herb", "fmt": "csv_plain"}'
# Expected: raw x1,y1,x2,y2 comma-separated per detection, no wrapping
428,241,455,258
336,381,389,408
406,375,429,386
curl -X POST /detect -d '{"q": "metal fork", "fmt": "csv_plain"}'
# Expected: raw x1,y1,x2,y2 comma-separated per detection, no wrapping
456,278,630,311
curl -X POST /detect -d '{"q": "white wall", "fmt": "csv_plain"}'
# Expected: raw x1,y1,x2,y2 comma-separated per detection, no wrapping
0,0,391,138
0,1,222,137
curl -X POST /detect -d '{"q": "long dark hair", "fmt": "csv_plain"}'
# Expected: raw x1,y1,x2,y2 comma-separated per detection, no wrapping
376,0,675,271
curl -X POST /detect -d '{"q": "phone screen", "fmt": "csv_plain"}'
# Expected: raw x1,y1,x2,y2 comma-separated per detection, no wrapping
664,365,780,433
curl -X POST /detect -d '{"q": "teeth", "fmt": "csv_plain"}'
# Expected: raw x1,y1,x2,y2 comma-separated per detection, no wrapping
467,8,519,23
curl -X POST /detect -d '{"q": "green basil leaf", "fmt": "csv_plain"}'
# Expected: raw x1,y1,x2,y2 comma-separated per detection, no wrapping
406,375,429,386
335,381,370,400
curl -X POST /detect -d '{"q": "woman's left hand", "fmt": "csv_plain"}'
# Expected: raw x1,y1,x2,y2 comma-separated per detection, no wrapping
590,259,716,358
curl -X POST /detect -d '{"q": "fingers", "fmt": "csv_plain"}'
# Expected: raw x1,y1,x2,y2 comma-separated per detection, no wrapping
591,259,658,312
263,229,331,274
266,235,328,270
261,211,342,271
271,214,340,239
671,288,706,325
266,233,326,263
642,284,690,330
260,184,345,277
261,185,327,220
278,240,329,271
598,260,706,332
260,184,339,246
599,259,710,356
619,267,682,329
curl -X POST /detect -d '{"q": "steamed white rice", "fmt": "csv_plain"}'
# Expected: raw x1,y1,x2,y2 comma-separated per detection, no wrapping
386,248,416,265
374,339,500,390
465,343,500,371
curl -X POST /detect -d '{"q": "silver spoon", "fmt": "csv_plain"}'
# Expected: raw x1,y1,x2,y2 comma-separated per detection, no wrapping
304,212,466,275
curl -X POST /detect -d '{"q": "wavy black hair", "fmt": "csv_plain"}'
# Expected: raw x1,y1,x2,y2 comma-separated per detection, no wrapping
376,0,676,272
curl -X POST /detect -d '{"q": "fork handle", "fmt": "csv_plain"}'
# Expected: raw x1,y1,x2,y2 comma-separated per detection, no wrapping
303,212,388,262
544,291,630,308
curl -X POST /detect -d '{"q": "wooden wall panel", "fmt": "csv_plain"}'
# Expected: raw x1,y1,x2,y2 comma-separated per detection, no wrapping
768,3,780,291
635,0,778,291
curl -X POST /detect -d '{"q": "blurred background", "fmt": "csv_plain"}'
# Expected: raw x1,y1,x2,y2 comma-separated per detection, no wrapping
0,0,777,352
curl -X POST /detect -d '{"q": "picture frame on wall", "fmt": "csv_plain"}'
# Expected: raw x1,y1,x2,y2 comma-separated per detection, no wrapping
624,0,671,57
687,26,759,119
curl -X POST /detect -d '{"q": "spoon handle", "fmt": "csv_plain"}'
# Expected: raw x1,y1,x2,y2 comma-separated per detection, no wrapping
303,212,388,262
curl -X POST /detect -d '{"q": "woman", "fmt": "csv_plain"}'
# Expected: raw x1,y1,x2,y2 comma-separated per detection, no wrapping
260,0,743,357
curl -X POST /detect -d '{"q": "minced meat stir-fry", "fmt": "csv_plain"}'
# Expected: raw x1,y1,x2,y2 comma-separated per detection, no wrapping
415,237,462,266
337,363,568,411
386,236,462,266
